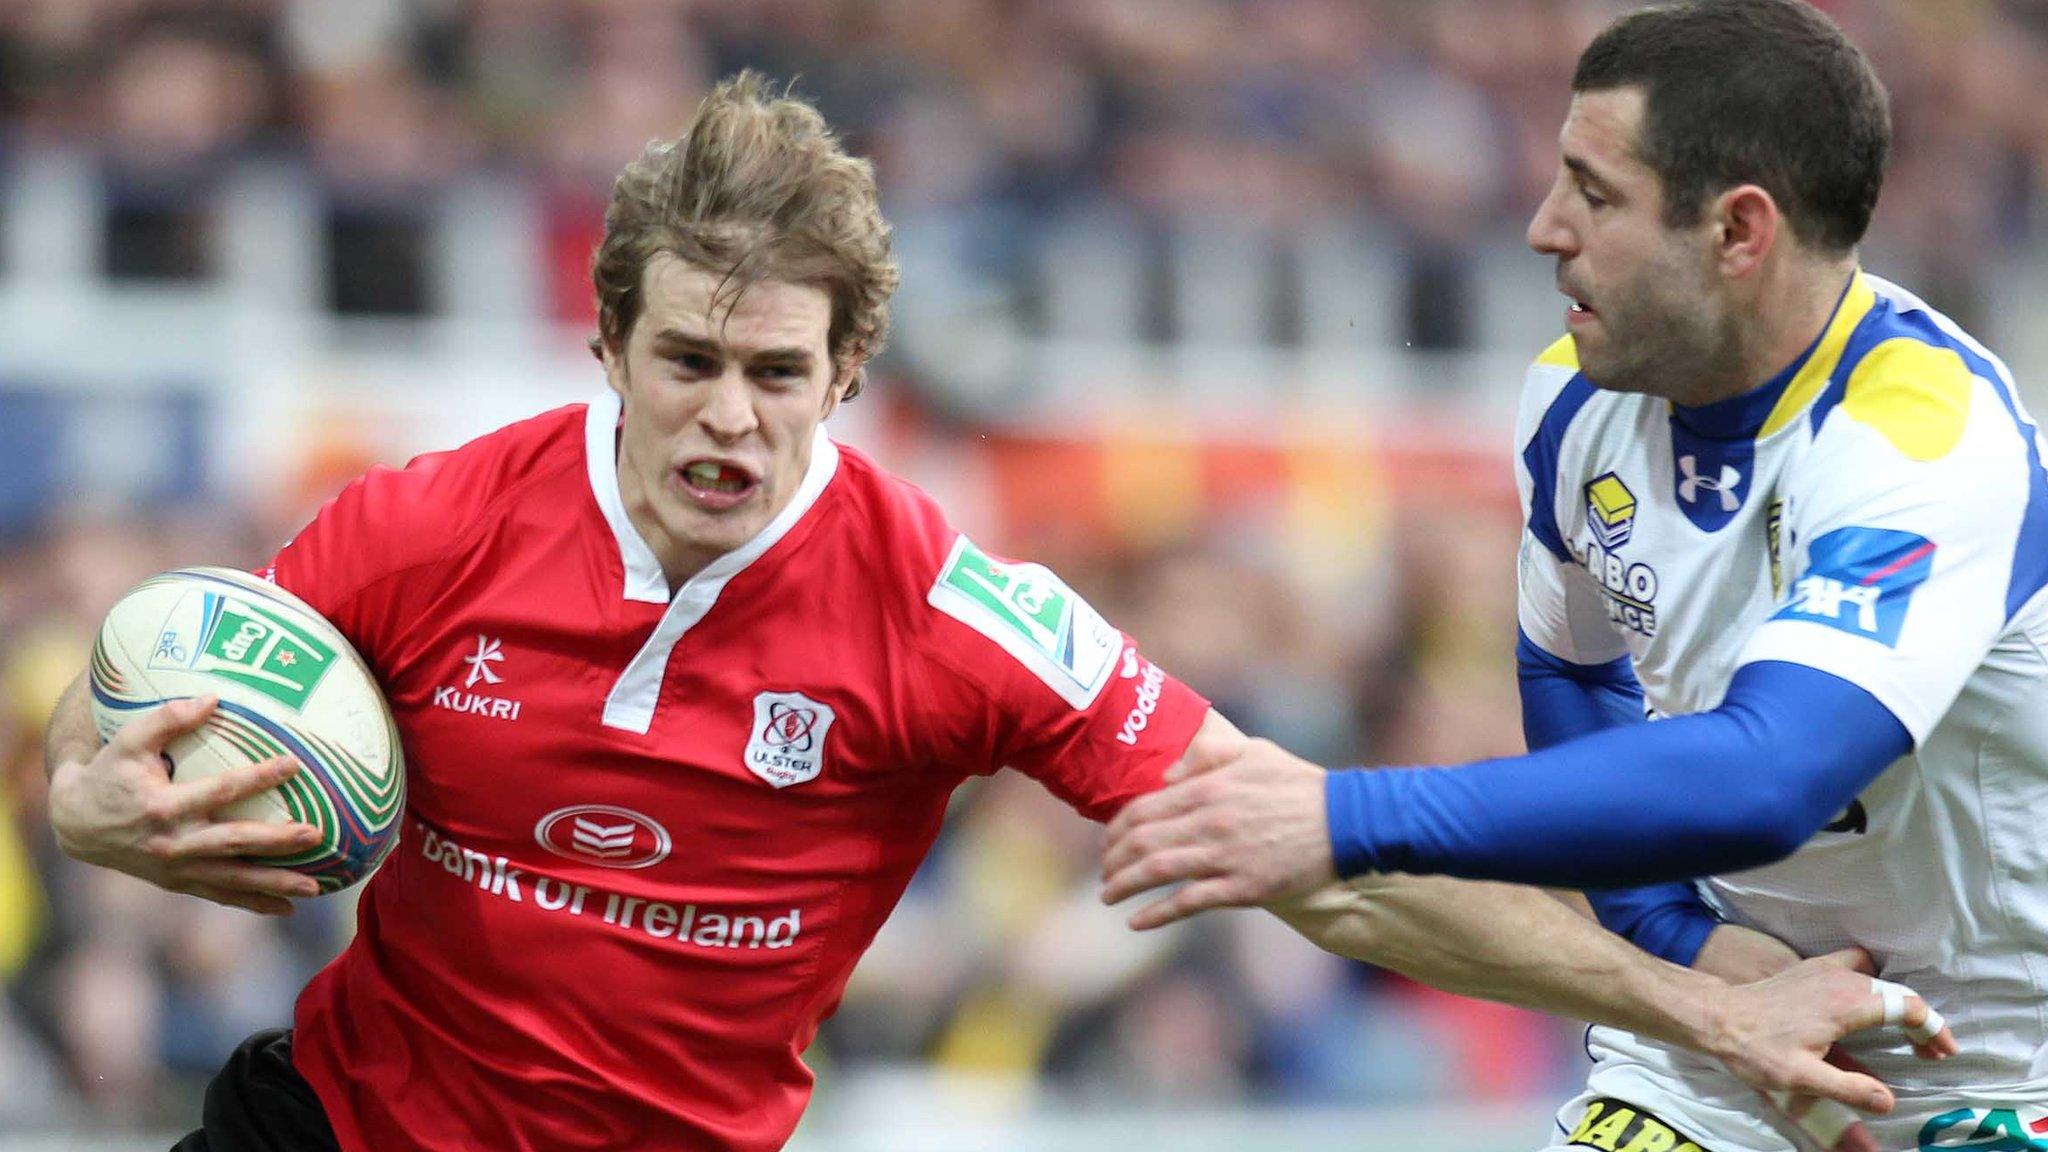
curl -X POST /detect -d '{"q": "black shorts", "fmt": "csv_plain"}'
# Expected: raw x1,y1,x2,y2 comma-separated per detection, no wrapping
170,1029,341,1152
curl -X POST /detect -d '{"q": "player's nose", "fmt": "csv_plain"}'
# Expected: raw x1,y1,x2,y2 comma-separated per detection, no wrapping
697,373,759,441
1527,186,1576,258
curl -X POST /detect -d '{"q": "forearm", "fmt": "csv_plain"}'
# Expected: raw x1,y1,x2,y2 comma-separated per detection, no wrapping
43,672,96,781
1585,883,1718,966
1273,875,1725,1052
1329,662,1911,887
1517,630,1643,746
1521,637,1720,963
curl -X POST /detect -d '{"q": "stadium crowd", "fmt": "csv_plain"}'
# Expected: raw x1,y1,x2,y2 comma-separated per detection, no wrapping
0,0,2040,340
3,0,2047,1134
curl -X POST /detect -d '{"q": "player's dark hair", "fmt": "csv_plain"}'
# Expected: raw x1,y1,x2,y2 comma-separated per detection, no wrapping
1573,0,1890,253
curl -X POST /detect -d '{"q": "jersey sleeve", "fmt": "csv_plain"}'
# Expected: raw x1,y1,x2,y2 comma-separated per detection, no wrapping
1739,364,2038,743
1515,343,1629,664
914,534,1211,823
261,455,465,675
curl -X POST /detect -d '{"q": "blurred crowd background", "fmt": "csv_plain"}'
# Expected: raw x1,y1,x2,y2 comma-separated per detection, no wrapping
2,0,2046,1145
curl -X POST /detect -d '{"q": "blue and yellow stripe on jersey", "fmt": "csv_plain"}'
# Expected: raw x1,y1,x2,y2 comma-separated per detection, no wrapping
1807,280,2048,620
1522,370,1600,564
1665,272,1877,442
1519,275,1880,555
1518,270,2048,620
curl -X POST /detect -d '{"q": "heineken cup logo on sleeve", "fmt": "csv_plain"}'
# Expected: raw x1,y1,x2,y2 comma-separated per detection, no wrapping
150,589,337,710
928,536,1121,709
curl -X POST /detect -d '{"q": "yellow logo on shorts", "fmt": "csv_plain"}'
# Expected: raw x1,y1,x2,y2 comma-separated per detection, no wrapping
1567,1096,1706,1152
1585,473,1638,550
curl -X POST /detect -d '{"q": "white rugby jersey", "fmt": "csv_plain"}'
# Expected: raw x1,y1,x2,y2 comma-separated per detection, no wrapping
1516,272,2048,1148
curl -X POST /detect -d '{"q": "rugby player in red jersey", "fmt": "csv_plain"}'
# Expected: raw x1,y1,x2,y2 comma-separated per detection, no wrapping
44,73,1943,1152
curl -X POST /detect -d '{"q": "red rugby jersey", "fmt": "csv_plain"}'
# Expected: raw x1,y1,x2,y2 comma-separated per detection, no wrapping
265,394,1209,1152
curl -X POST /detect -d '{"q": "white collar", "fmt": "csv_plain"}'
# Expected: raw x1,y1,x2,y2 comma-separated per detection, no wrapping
582,390,841,605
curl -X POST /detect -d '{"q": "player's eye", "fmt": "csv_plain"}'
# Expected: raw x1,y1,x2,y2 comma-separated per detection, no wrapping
675,352,719,375
1580,185,1609,209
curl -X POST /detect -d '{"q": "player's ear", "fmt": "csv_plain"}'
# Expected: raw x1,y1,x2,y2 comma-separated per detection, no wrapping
599,335,631,399
1714,184,1779,281
821,362,858,421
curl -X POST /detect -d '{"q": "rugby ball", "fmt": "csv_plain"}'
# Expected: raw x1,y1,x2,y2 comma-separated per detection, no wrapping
88,567,404,893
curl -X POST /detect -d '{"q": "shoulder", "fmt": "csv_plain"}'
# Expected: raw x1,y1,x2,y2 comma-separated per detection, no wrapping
828,445,1126,711
1515,334,1617,471
1804,283,2029,481
823,441,960,579
1516,336,1585,439
1514,336,1613,529
304,403,588,567
391,402,587,505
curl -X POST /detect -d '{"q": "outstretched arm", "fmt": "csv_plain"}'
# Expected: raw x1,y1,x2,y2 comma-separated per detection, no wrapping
1276,873,1945,1086
1107,711,1950,1145
1272,873,1947,1152
1102,661,1906,911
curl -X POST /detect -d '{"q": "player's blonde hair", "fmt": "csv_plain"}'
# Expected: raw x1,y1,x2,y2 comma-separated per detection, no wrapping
592,71,898,398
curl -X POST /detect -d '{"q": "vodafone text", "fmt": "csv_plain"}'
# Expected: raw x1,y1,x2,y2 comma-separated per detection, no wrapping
415,821,801,950
1116,655,1166,746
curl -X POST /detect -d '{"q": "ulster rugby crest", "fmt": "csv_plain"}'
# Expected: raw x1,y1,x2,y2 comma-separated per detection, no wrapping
1585,473,1637,550
745,691,835,788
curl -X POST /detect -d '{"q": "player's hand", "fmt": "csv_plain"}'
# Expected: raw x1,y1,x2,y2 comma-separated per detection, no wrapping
1701,948,1956,1152
47,696,324,915
1101,736,1333,928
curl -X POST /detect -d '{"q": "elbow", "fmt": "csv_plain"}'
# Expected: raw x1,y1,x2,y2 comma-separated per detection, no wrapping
1679,706,1840,873
1695,795,1826,865
1737,814,1813,869
1689,782,1823,872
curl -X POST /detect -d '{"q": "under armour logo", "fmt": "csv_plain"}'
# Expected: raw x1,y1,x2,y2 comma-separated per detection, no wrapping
462,635,505,687
1677,454,1742,512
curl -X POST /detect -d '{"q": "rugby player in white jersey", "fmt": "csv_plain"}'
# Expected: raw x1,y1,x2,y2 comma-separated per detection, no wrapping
1106,1,2048,1149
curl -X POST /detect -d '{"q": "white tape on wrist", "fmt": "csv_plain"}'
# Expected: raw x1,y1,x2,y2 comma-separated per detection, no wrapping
1872,977,1946,1045
1766,1091,1858,1148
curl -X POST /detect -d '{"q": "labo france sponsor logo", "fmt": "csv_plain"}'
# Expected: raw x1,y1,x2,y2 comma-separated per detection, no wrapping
1115,649,1165,746
1570,539,1659,638
415,822,801,950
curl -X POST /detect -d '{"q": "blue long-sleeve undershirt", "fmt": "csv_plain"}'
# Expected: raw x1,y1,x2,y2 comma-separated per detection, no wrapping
1516,632,1646,746
1327,655,1911,890
1516,632,1716,966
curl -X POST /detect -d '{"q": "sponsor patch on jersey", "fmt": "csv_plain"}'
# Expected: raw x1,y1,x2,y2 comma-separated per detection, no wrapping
1766,498,1788,597
1564,1097,1706,1152
928,535,1121,709
1584,473,1637,550
1772,526,1937,647
1570,538,1660,638
744,691,835,789
533,804,673,869
1670,422,1755,533
1918,1104,2048,1150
